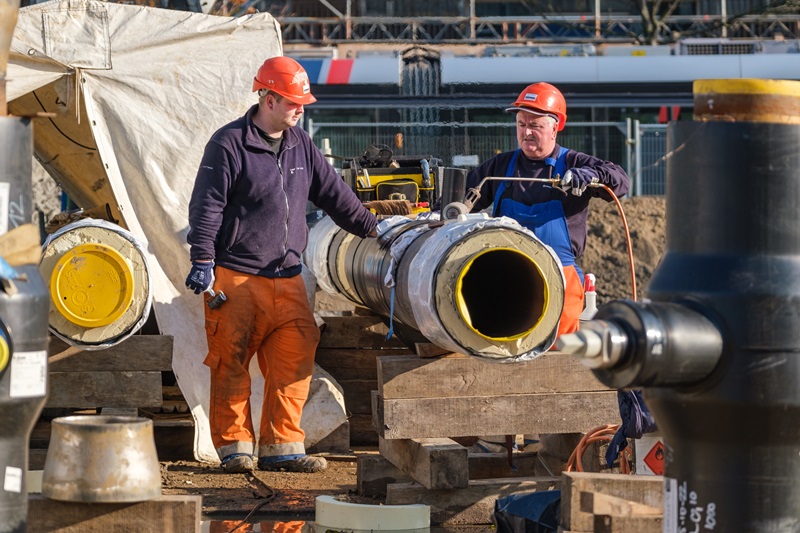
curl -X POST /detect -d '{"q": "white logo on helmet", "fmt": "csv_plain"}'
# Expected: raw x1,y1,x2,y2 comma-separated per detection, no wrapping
291,71,311,94
524,94,538,102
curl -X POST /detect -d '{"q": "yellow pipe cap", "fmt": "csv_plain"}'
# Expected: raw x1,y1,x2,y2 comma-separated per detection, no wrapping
50,243,135,328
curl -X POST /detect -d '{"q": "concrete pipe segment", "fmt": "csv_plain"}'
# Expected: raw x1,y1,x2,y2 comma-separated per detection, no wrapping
306,213,566,361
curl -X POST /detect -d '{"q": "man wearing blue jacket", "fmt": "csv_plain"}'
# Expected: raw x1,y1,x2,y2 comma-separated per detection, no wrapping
467,82,630,458
186,56,377,474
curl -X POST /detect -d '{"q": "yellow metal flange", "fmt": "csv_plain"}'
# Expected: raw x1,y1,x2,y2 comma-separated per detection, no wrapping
49,243,135,328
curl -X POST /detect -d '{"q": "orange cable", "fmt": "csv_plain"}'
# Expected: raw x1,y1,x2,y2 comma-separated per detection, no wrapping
566,424,632,474
598,184,637,302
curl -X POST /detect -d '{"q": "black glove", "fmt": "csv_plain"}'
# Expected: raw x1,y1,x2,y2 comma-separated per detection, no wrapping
185,260,214,295
560,167,599,196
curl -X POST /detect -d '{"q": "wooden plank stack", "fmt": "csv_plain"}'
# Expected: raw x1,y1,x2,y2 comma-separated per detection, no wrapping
47,335,172,410
360,347,631,524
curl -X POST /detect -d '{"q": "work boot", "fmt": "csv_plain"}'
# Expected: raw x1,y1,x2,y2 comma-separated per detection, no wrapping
220,453,255,473
258,454,327,473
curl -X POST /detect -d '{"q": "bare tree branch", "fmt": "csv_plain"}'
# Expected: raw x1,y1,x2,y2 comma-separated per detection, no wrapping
521,0,798,45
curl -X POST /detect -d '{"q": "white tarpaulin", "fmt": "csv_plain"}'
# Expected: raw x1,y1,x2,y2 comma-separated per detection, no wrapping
8,0,348,463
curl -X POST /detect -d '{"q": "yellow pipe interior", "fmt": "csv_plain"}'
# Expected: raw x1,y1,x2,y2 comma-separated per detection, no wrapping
455,247,549,341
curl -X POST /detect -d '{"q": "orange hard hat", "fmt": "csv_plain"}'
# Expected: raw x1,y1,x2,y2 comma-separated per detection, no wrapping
506,82,567,131
252,56,317,106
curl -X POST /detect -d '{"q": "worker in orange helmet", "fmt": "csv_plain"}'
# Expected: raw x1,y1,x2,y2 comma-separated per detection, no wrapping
467,81,629,336
186,56,378,474
467,82,630,455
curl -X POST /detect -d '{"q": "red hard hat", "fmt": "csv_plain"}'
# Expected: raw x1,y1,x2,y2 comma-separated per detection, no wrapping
506,82,567,131
252,56,317,106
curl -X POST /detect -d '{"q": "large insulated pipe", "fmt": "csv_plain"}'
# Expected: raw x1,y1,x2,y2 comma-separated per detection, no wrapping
558,79,800,532
306,213,566,360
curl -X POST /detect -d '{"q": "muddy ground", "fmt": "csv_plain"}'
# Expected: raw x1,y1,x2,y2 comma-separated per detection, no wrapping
160,454,372,519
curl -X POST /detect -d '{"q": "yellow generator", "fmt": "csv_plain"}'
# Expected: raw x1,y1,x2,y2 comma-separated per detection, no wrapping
340,144,442,212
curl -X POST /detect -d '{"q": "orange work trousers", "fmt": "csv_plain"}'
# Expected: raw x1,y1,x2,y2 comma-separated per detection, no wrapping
556,264,585,338
209,520,305,533
202,266,320,460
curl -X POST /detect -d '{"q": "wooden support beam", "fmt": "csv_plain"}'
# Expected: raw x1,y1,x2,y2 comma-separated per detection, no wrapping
560,472,663,532
413,342,455,358
339,379,378,414
47,371,162,408
379,437,469,489
386,477,560,525
357,452,544,498
581,491,662,517
357,454,411,497
378,352,610,400
27,494,202,532
48,335,174,371
349,413,378,446
375,391,619,439
468,452,541,480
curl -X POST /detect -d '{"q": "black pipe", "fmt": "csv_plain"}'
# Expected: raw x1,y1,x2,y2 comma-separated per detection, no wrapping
561,120,800,532
0,117,49,533
643,120,800,532
583,299,724,389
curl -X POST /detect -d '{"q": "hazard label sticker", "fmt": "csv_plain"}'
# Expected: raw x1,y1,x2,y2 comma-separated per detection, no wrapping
643,439,665,475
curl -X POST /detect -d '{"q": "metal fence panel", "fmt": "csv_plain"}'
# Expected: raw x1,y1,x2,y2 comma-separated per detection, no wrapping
638,126,668,195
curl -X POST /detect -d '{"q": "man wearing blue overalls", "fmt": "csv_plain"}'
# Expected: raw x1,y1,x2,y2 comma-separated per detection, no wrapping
466,82,630,456
466,81,630,338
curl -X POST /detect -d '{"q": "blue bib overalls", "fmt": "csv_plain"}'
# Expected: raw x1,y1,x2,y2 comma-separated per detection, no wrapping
492,148,584,336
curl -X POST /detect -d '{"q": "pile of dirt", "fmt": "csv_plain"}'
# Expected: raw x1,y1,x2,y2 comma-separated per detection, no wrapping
582,195,667,304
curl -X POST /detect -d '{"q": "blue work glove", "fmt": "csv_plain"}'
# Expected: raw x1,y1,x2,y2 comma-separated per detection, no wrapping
605,389,658,467
185,260,214,295
560,167,599,197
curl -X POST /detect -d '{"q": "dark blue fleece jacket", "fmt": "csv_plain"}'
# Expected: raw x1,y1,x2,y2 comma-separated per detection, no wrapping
187,105,377,278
